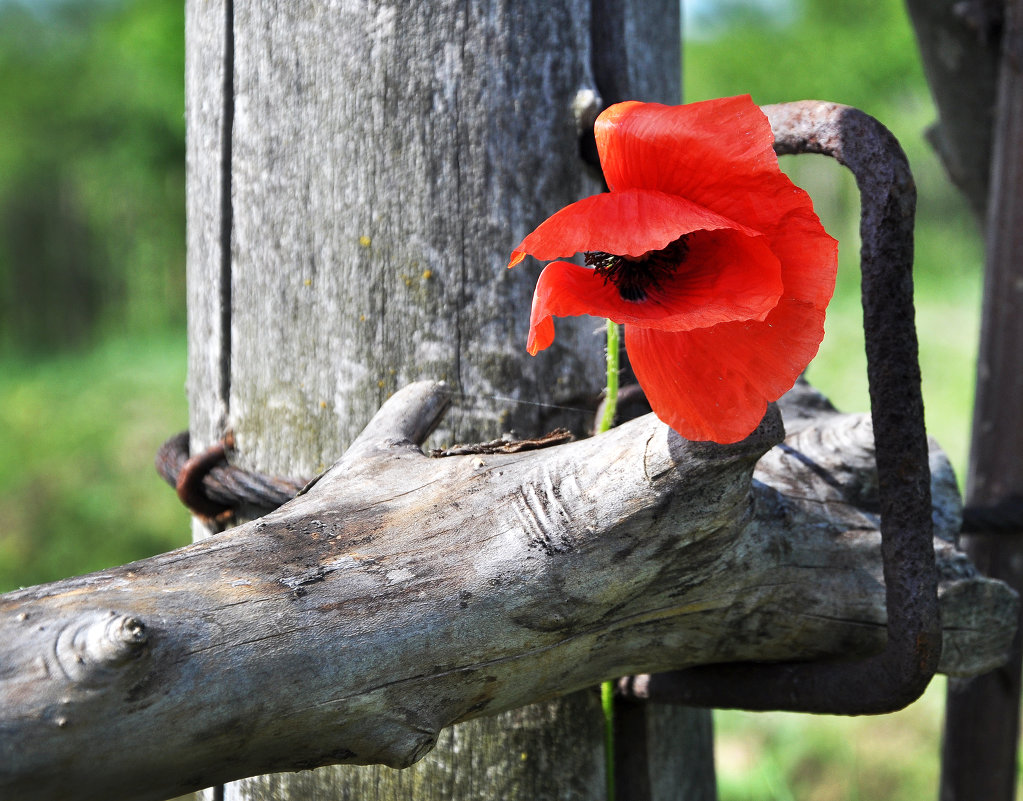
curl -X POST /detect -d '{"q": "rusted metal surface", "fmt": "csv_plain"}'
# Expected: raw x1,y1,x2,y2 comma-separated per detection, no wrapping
619,101,941,714
961,496,1023,533
428,429,574,456
155,432,306,519
173,433,232,519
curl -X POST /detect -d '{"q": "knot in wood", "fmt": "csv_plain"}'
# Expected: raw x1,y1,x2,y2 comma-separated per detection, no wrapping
55,611,148,686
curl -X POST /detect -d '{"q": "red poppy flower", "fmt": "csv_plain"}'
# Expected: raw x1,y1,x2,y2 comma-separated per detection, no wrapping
509,95,838,443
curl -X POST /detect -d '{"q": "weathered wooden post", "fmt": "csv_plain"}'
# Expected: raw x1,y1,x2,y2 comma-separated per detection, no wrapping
184,1,704,798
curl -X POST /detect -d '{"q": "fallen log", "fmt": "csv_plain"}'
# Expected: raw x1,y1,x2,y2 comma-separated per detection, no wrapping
0,380,1015,801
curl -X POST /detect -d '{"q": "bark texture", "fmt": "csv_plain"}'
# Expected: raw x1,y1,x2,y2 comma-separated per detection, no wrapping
0,382,1015,801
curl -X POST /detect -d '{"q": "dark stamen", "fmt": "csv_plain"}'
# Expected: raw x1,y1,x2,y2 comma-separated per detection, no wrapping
585,234,691,302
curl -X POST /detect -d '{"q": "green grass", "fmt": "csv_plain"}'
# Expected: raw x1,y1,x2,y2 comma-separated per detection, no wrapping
716,680,949,801
717,678,1023,801
0,331,191,592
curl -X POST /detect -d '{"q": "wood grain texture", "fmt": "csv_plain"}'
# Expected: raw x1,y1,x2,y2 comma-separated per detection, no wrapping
0,382,1015,801
905,0,1001,220
224,0,613,477
185,0,231,454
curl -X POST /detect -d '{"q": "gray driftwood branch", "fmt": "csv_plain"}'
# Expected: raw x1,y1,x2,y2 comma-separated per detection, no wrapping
0,380,1016,801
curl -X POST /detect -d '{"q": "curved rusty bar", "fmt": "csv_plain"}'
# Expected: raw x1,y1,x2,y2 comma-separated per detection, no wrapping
621,101,941,714
155,432,307,519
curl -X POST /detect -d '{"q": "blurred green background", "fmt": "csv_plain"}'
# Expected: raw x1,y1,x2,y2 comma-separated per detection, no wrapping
0,0,190,593
0,0,1007,798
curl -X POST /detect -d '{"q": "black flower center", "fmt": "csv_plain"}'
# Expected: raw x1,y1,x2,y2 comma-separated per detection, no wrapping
585,234,691,302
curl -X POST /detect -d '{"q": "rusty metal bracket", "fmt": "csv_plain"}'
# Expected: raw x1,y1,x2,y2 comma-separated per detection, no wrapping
619,101,941,714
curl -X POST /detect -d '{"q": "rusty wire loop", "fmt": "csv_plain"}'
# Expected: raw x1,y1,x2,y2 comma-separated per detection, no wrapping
155,433,307,520
618,101,941,714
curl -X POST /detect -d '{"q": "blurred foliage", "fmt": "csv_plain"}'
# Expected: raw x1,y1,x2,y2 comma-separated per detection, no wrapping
0,332,189,591
686,0,924,114
715,679,950,801
0,0,189,593
0,0,185,354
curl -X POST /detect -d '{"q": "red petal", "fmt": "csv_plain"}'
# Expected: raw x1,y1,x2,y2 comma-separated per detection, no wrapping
509,189,761,267
595,98,835,270
596,96,777,210
596,99,839,406
525,227,783,352
627,202,838,443
526,313,555,356
624,326,767,444
520,95,839,439
625,291,828,443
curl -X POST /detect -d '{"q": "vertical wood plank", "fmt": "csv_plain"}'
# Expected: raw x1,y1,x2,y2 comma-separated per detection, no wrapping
647,704,717,801
185,3,233,792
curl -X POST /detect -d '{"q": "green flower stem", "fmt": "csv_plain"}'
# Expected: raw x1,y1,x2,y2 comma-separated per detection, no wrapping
601,678,616,801
598,319,620,435
598,319,620,801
